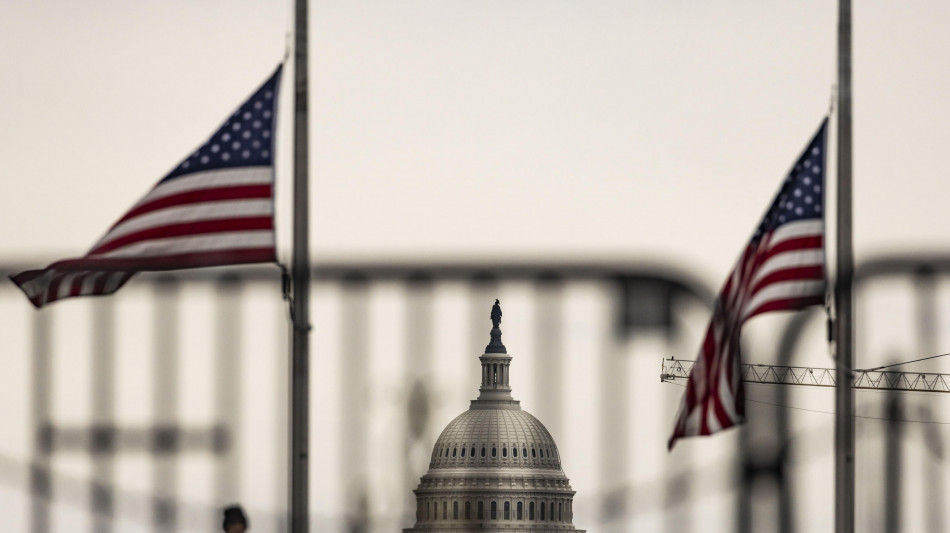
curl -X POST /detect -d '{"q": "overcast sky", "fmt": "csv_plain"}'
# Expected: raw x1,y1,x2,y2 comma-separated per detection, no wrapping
3,1,950,285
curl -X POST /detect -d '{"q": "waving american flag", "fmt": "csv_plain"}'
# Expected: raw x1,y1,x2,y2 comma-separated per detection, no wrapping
10,65,282,308
668,119,828,449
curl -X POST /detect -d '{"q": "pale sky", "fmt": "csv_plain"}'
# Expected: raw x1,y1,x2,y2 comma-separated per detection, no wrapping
2,2,950,533
4,1,950,280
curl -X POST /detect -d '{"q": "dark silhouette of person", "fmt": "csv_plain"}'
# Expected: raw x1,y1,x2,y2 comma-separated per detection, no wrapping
222,505,249,533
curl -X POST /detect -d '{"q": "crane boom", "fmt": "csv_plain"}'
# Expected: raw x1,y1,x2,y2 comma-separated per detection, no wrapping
660,358,950,393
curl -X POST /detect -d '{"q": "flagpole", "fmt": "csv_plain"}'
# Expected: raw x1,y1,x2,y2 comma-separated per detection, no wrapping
290,0,311,531
834,0,855,532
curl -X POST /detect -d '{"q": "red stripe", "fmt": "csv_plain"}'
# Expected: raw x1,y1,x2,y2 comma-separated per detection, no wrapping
50,248,275,272
69,273,87,297
748,265,824,298
90,217,274,255
45,273,66,305
112,185,272,227
743,295,824,322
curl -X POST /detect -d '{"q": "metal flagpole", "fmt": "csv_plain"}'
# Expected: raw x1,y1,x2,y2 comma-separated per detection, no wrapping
834,0,855,532
290,0,311,531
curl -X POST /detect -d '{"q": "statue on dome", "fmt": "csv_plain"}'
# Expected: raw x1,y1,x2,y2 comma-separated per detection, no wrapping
490,299,502,329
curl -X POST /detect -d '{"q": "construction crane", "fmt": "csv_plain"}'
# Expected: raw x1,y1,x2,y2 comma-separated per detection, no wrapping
660,357,950,393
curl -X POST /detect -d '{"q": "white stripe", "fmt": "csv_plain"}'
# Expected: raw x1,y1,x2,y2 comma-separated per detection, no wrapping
99,231,274,259
81,272,109,295
683,404,703,436
765,219,824,247
130,167,272,208
93,199,273,249
750,249,824,288
705,409,721,433
741,279,825,319
57,273,81,299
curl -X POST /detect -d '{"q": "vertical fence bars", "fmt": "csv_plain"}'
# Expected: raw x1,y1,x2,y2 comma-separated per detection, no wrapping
91,299,116,533
340,273,370,533
403,273,434,524
30,309,52,533
13,256,950,532
214,275,242,508
533,273,564,440
152,276,180,533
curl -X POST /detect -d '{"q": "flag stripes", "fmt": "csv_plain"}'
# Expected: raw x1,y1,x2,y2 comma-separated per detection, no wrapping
668,119,828,449
10,66,283,308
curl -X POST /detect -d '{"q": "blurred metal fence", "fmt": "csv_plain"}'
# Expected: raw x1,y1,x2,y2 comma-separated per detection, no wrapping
2,255,948,533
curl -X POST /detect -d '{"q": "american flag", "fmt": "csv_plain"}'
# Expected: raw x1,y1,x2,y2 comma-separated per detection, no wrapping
668,119,828,449
10,65,283,308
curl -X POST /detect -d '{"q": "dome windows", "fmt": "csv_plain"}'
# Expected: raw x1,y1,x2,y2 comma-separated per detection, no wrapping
502,447,508,458
491,446,497,458
461,447,466,457
523,447,528,458
470,446,475,457
513,447,518,457
531,448,536,458
481,447,486,458
452,447,457,457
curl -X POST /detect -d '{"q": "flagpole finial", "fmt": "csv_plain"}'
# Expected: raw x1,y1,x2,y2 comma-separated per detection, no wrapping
486,299,506,354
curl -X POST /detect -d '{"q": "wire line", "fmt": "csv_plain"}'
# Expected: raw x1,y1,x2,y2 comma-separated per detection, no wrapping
862,352,950,372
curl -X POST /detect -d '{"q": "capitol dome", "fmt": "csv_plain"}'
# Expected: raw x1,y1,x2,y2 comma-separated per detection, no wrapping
403,301,584,533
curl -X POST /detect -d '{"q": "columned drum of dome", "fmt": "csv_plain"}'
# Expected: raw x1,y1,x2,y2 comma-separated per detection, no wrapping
403,301,584,533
